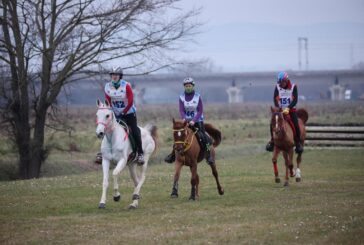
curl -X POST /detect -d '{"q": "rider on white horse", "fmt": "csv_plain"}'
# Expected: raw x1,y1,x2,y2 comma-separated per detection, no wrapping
105,66,144,164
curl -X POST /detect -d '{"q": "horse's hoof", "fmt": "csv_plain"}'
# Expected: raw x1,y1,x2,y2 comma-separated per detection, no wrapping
189,197,196,201
296,177,301,182
290,170,296,178
218,188,224,195
283,182,289,187
128,204,138,210
275,178,281,183
98,203,106,209
170,193,178,198
113,195,121,202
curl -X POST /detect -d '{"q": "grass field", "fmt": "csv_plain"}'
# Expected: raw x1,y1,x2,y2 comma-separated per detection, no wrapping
0,102,364,244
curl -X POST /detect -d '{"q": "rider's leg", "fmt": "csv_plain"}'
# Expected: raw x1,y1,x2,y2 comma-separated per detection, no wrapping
195,122,214,165
123,113,145,164
291,111,303,153
266,124,274,152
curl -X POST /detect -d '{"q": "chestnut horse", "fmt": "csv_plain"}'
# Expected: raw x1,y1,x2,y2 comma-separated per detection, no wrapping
170,119,224,200
270,107,309,186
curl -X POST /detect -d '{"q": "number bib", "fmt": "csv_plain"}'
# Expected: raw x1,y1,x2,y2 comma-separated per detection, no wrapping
105,80,136,116
180,93,204,121
277,84,296,109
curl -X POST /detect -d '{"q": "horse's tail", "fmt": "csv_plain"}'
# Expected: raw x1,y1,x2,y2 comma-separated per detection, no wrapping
145,124,159,156
205,123,222,148
297,108,309,125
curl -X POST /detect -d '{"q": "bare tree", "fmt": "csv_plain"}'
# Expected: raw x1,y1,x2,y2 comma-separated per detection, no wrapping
0,0,201,179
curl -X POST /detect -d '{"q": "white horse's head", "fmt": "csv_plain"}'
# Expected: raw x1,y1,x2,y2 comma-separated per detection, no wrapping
96,99,115,139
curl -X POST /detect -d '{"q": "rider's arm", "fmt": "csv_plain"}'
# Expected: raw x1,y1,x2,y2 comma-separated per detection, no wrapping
273,86,280,107
179,97,186,120
288,86,298,109
105,92,111,105
192,96,203,122
122,83,134,114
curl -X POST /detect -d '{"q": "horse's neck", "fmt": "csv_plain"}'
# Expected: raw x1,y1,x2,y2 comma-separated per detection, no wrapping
105,118,126,143
280,120,294,142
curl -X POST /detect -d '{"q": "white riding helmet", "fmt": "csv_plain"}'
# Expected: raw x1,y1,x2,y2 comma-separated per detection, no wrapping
109,66,123,78
183,77,195,86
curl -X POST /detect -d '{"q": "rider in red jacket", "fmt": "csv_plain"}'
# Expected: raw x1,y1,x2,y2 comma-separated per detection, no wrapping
266,72,303,154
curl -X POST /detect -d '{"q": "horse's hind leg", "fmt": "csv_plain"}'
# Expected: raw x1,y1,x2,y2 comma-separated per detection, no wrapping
99,159,110,209
296,152,302,182
210,155,224,195
171,161,183,198
129,155,149,209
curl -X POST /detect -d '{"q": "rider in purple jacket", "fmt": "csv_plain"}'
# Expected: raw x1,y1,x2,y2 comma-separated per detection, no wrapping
164,77,214,165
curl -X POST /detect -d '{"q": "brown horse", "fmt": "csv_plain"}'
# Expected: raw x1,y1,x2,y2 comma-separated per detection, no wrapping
170,119,224,200
270,107,309,186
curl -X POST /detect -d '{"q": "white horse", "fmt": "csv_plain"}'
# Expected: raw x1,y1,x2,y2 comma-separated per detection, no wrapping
95,99,157,209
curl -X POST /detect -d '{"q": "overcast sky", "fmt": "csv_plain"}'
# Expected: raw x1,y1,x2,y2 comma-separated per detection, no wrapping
174,0,364,72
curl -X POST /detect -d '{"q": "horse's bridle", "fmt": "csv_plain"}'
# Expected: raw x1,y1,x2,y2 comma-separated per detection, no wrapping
96,108,115,133
273,112,285,137
173,127,196,154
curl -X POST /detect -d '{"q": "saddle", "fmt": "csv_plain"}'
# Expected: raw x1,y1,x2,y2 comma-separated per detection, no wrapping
117,120,138,163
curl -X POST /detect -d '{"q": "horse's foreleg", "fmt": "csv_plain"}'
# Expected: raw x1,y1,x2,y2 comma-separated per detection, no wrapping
99,159,110,209
189,164,197,201
282,152,290,187
296,152,302,182
171,161,183,198
112,157,127,202
129,155,149,209
272,148,280,183
210,158,224,195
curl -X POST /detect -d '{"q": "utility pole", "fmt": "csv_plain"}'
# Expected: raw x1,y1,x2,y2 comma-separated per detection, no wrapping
298,37,309,70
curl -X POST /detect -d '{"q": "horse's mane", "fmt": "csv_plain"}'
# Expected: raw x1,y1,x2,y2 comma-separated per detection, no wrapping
297,108,309,125
205,123,222,147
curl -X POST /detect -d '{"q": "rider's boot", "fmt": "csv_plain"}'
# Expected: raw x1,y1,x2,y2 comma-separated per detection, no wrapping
95,152,102,164
266,140,274,152
164,149,175,164
295,140,304,154
206,148,214,165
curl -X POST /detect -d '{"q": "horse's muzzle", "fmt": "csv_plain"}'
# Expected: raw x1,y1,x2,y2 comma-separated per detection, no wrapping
175,146,184,155
96,132,104,139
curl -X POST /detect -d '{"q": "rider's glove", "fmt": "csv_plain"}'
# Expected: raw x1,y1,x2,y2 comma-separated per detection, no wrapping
282,108,290,115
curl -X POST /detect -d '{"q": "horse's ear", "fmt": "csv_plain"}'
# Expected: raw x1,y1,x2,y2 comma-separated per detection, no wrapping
172,118,175,124
183,120,187,127
105,100,110,107
270,106,274,113
97,99,101,107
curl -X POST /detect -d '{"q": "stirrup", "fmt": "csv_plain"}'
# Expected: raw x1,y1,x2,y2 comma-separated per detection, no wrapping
266,141,274,152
